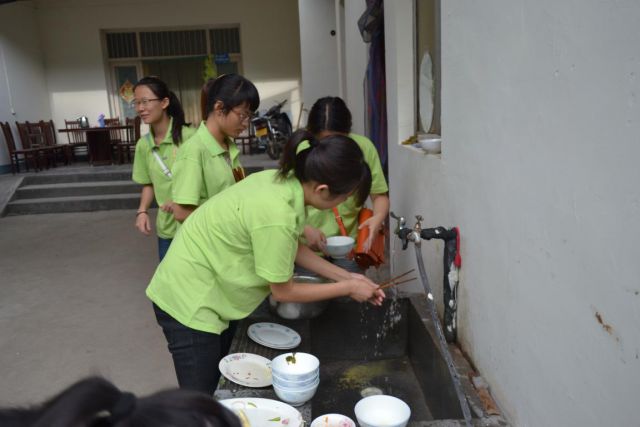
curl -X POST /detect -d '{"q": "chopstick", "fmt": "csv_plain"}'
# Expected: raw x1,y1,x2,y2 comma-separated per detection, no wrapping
378,268,415,288
379,277,417,290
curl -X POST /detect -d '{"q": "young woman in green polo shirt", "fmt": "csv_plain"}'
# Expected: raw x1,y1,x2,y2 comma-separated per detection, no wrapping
302,96,390,272
171,74,259,222
146,129,385,394
131,76,196,261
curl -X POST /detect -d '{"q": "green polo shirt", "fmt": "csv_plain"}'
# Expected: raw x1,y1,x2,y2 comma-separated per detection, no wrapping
171,121,242,207
305,133,388,239
131,120,196,239
146,169,306,334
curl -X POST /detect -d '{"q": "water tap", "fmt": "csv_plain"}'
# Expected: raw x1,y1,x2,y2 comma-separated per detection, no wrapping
390,212,413,250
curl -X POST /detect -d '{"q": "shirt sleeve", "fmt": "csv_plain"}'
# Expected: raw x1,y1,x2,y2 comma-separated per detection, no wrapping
172,147,203,206
362,138,389,194
131,139,151,185
251,224,298,283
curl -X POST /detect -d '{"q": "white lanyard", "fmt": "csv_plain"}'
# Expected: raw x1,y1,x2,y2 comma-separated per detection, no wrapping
148,134,173,179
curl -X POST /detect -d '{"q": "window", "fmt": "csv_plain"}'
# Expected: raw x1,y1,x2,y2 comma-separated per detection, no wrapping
102,27,243,124
415,0,440,135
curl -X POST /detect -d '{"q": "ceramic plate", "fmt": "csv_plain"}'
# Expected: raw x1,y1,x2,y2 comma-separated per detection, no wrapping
247,322,301,350
218,353,272,387
219,397,304,427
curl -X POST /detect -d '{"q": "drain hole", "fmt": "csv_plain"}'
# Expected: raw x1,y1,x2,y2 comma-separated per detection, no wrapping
360,386,383,397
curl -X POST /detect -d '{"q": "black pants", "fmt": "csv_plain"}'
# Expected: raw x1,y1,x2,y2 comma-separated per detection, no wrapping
153,303,237,395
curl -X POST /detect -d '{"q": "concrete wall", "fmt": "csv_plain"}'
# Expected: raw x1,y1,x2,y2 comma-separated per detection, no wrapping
385,1,640,426
342,0,368,135
0,1,51,169
33,0,301,130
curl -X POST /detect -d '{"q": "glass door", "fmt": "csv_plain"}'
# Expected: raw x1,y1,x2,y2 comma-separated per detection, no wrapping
110,62,142,120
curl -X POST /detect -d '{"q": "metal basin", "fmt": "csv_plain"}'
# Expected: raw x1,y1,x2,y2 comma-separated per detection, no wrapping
269,275,330,320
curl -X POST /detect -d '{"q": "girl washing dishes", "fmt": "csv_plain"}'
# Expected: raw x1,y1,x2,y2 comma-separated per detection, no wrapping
146,129,385,394
303,96,390,271
131,76,196,261
171,74,259,222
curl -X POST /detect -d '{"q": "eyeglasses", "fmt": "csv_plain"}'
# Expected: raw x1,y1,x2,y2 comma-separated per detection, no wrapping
231,109,254,123
130,98,161,108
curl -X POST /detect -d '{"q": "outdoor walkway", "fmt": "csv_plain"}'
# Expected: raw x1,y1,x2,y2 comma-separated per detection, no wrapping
0,152,278,406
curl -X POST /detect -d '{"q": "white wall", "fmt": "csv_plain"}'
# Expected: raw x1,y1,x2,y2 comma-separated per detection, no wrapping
385,1,640,426
342,0,368,134
297,0,339,121
0,1,51,167
33,0,301,131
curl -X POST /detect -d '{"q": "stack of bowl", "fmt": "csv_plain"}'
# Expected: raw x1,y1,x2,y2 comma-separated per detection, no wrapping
271,352,320,407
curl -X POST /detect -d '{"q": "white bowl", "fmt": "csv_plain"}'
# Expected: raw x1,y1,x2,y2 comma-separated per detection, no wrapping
272,371,319,388
354,395,411,427
271,353,319,382
310,414,356,427
325,236,355,259
415,133,441,153
273,379,319,406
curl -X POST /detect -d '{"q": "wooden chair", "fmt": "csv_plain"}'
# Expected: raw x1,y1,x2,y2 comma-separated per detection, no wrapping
115,116,140,164
64,119,89,160
1,121,41,173
16,121,56,170
234,123,256,155
39,120,71,165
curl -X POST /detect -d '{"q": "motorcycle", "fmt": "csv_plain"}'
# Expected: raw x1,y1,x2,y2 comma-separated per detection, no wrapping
250,100,292,160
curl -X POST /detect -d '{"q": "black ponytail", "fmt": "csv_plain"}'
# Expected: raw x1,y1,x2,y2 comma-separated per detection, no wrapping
0,376,241,427
166,91,186,144
307,96,352,135
278,129,371,206
134,76,187,145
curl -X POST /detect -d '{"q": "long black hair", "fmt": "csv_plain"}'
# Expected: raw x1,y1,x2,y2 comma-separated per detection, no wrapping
203,74,260,118
134,76,187,145
0,377,240,427
307,96,352,135
278,129,371,206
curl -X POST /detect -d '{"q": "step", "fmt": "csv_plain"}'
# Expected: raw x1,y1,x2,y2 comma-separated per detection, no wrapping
22,170,132,185
14,181,141,200
5,193,140,216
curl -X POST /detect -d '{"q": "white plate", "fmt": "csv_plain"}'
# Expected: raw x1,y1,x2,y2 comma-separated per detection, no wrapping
218,353,272,388
219,397,304,427
247,322,301,350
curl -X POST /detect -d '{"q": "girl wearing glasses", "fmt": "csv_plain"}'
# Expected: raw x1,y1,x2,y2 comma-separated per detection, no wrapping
171,74,259,223
131,76,196,261
146,129,385,394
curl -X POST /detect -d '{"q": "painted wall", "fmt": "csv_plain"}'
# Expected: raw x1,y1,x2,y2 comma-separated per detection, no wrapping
297,0,339,121
0,1,51,168
33,0,301,130
385,1,640,426
342,0,368,135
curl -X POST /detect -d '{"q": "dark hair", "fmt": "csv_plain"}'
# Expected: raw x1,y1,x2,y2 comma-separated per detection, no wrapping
278,129,371,206
0,377,241,427
200,78,217,121
307,96,352,135
204,74,260,118
134,76,187,145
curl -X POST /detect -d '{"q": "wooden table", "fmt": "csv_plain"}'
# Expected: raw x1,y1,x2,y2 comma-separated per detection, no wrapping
58,125,132,166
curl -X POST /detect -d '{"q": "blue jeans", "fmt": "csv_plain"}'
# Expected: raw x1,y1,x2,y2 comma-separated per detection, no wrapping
158,237,172,261
152,304,237,395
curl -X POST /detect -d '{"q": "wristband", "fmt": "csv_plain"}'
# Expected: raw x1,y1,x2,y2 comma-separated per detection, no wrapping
136,211,148,217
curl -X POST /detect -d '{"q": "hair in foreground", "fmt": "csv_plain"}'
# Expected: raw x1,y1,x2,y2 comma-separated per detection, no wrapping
133,76,187,145
306,96,352,135
0,377,241,427
278,129,371,206
202,74,260,119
